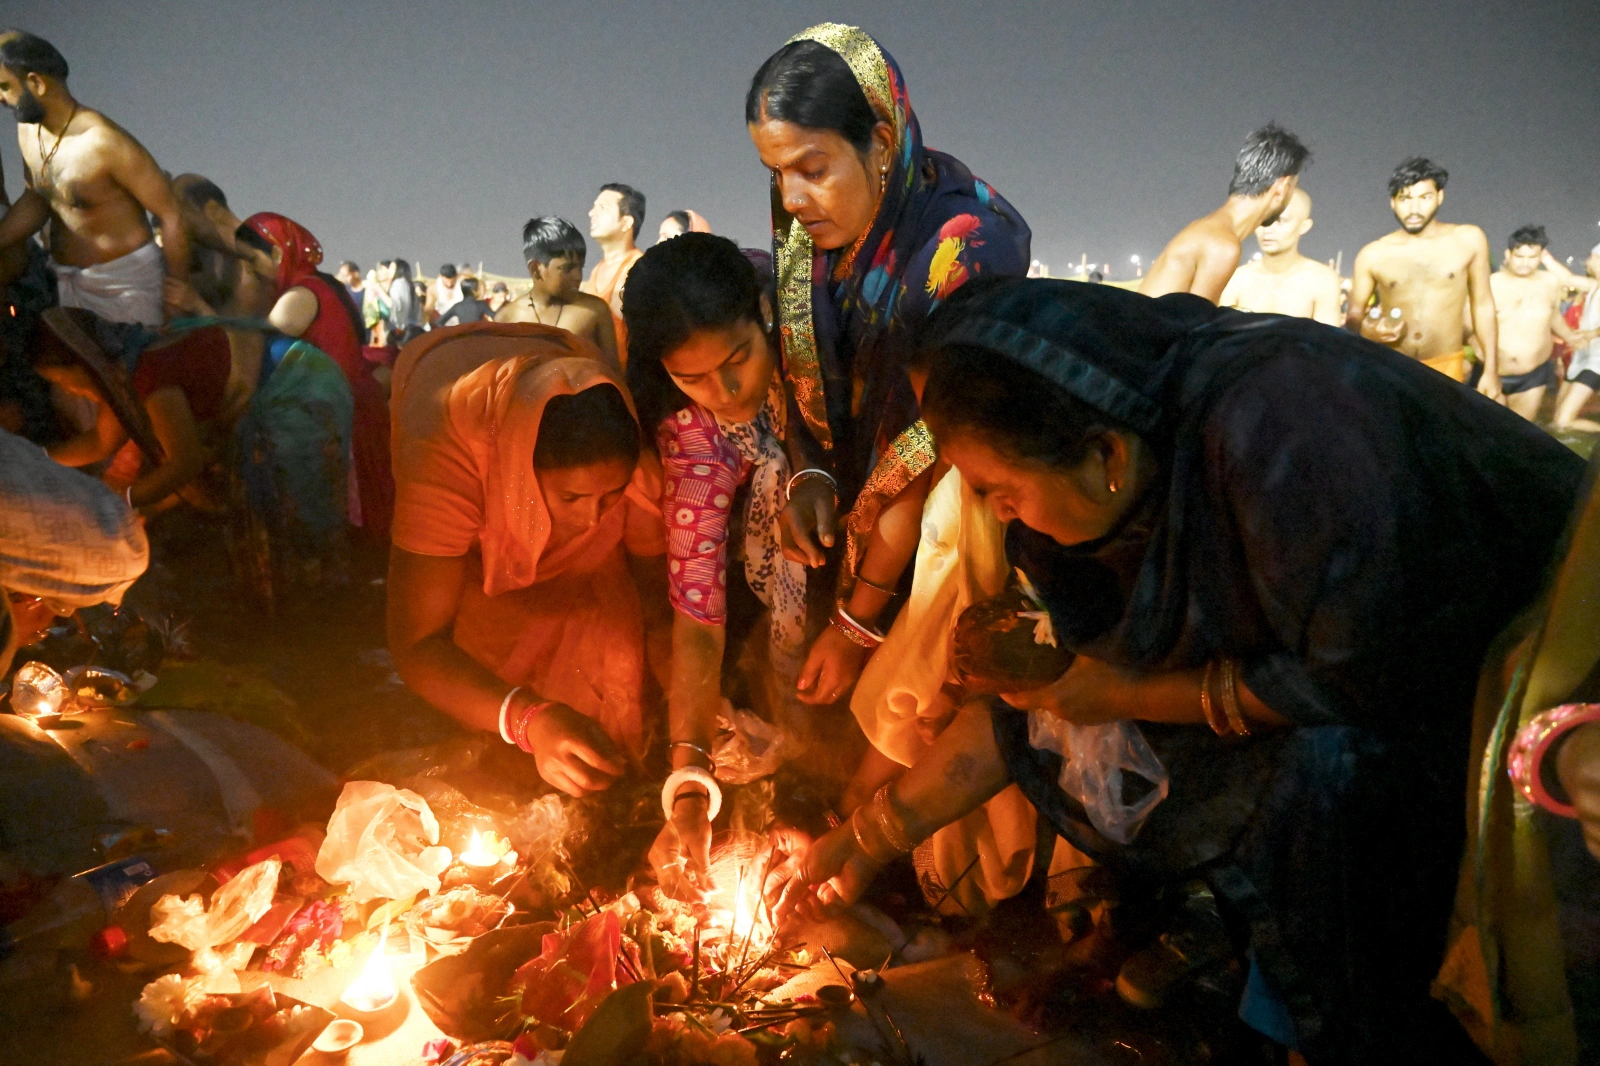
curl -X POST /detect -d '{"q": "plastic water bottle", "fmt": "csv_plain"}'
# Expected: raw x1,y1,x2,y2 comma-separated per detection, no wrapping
0,855,160,959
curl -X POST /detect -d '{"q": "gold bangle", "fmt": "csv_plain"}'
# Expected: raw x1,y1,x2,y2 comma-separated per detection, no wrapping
1220,658,1250,737
1199,659,1228,736
871,784,915,854
851,806,898,865
853,572,897,596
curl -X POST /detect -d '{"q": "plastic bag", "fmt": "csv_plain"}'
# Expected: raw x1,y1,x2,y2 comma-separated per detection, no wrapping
149,858,281,952
712,701,788,785
1028,714,1168,844
314,781,451,902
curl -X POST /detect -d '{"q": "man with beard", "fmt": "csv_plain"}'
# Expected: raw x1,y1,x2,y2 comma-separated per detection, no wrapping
1220,187,1344,325
581,182,644,364
1347,157,1500,395
1489,226,1597,421
0,31,188,327
1139,123,1309,303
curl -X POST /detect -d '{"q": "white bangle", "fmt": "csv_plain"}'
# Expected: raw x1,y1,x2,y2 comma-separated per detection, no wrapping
498,686,526,744
661,765,722,821
785,467,838,503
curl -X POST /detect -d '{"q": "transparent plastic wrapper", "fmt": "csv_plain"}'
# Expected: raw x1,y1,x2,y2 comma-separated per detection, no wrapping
10,661,68,721
148,858,281,972
1028,714,1168,844
712,701,788,785
314,781,451,902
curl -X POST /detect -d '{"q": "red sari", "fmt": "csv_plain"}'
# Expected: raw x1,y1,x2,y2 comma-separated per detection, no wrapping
244,212,394,540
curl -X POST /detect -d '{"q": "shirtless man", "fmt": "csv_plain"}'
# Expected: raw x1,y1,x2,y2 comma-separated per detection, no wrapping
1220,188,1343,325
1488,226,1597,421
582,182,644,362
1347,157,1500,397
0,31,187,326
496,215,618,371
1140,123,1309,303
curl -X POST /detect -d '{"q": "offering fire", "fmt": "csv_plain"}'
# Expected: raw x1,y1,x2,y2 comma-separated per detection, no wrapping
341,928,398,1014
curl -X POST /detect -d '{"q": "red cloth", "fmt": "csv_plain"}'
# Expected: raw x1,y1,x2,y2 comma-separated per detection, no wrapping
244,212,394,540
131,326,230,421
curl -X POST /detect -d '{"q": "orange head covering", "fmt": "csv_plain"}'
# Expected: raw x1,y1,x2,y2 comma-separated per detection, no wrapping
243,212,324,293
390,322,659,596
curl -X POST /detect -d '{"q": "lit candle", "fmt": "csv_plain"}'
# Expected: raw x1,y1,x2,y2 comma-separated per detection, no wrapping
341,928,398,1014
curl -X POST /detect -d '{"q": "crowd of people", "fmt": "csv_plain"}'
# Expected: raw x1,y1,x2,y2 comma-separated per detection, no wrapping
4,21,1600,1066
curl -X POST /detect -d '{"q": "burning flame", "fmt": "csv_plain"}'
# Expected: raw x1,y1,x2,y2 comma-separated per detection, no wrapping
731,865,760,943
459,829,500,868
342,927,397,1012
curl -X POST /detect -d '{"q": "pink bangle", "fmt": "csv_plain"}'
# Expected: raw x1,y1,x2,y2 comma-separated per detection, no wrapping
1508,702,1600,817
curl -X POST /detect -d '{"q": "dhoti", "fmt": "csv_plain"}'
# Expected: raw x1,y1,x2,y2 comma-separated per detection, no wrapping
1422,348,1470,383
54,242,165,327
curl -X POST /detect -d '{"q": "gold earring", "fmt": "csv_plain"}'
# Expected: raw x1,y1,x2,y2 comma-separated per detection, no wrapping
1108,478,1120,494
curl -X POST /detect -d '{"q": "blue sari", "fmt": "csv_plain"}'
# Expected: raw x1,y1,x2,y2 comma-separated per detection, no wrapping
230,334,353,606
769,24,1031,581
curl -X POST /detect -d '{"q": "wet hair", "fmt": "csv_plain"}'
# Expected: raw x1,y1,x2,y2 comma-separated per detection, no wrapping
745,40,878,154
0,31,68,82
390,259,413,281
339,259,360,274
1228,123,1311,197
459,277,479,298
922,342,1133,473
533,383,641,470
1388,157,1448,197
623,233,766,438
600,183,646,240
663,210,692,233
1508,224,1548,251
492,281,509,293
180,176,228,211
438,262,457,279
522,215,586,267
234,223,275,258
1089,270,1104,283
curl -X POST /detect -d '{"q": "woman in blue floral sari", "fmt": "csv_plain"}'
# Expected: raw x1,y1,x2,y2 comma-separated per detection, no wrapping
746,22,1031,701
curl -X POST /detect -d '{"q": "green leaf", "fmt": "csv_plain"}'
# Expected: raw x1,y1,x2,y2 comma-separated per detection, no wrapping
560,980,655,1066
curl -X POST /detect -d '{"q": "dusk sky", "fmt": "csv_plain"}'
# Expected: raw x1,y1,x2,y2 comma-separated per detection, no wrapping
6,1,1597,280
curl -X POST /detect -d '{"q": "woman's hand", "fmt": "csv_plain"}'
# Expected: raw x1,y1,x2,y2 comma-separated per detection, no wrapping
163,276,211,317
649,793,713,902
1558,721,1600,860
796,625,871,705
1000,655,1126,725
762,825,814,910
773,822,881,928
524,703,625,797
779,475,837,567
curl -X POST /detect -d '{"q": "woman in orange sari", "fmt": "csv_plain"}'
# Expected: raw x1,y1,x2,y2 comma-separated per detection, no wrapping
386,322,670,796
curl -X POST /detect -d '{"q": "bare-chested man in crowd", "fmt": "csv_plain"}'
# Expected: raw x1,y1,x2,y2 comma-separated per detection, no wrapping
1347,157,1500,397
1140,123,1310,303
496,216,619,371
1488,225,1597,421
1220,187,1343,325
0,31,187,327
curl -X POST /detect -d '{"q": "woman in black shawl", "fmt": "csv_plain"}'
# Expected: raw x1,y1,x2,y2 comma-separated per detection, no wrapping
777,277,1584,1063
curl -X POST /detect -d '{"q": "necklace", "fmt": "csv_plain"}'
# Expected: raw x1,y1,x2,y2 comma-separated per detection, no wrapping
37,102,80,187
526,294,564,329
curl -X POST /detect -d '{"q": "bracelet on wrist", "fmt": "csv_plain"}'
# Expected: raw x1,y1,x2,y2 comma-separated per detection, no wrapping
1219,658,1250,737
870,783,915,854
785,467,838,503
498,686,527,744
510,698,556,754
661,765,723,821
831,603,885,649
670,740,714,767
851,806,898,865
852,572,898,596
1509,703,1600,817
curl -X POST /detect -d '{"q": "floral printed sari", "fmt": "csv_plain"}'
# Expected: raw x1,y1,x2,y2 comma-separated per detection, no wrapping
768,23,1031,582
